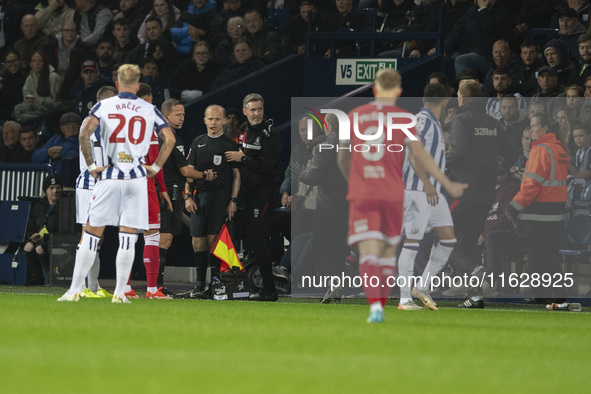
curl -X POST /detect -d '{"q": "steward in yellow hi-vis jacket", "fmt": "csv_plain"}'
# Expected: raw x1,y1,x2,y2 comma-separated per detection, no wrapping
506,112,568,301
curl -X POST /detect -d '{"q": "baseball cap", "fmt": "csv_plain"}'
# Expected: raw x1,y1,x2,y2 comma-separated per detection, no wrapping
557,7,578,19
537,65,558,77
81,59,98,73
60,112,82,125
43,174,62,192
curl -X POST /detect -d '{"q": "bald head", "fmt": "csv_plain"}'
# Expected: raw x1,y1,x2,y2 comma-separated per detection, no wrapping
21,15,38,39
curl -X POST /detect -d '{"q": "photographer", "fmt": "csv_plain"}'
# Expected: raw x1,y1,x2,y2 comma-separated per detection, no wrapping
24,175,62,285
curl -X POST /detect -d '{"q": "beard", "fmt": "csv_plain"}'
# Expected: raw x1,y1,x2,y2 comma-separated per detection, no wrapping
100,53,113,63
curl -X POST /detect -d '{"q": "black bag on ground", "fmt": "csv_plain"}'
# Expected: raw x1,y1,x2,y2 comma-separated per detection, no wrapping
212,266,249,300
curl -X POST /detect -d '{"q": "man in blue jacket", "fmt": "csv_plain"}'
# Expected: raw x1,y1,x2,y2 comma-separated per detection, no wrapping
32,112,81,174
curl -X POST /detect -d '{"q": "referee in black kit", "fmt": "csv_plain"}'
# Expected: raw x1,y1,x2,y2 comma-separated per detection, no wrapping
176,105,240,299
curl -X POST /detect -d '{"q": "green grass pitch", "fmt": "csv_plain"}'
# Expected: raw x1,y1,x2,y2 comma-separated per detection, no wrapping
1,287,590,393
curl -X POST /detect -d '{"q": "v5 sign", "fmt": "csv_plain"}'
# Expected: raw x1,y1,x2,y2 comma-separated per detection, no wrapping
335,59,397,85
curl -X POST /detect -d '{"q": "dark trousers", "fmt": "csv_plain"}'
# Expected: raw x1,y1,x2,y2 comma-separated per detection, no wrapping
244,200,275,292
484,229,525,276
525,237,564,300
450,200,491,275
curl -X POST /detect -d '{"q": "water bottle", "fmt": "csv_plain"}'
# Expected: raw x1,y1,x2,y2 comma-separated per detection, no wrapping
546,302,582,312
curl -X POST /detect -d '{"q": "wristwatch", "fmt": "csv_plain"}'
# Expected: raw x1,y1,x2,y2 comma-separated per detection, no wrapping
231,197,238,203
184,192,192,200
240,155,246,162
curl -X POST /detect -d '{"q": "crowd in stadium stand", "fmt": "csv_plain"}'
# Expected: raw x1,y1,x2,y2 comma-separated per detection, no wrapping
2,0,591,301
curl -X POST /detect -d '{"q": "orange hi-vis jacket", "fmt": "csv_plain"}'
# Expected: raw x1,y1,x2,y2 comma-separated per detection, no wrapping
506,133,568,238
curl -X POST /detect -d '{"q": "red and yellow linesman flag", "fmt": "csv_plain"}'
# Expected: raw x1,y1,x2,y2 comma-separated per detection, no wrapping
211,224,244,272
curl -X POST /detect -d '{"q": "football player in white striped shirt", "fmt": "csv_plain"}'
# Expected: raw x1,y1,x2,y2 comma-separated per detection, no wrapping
59,64,175,303
76,85,118,299
398,83,457,311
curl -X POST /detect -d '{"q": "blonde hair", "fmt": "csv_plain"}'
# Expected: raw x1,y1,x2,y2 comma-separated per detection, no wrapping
458,79,482,98
374,69,401,91
117,64,141,87
204,104,226,117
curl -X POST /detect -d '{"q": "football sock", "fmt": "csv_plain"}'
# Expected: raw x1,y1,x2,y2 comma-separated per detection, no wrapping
370,301,383,314
157,247,167,286
398,244,419,301
114,232,138,297
194,250,209,290
378,256,396,307
359,254,381,304
87,246,101,292
70,232,100,293
418,240,456,292
144,232,160,289
147,287,158,294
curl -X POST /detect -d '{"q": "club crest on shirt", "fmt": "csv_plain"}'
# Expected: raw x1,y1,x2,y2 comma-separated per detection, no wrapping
213,155,222,166
254,136,261,146
118,151,133,163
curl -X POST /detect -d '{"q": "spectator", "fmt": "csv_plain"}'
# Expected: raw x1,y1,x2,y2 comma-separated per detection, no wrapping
210,0,247,37
169,41,220,102
566,33,591,86
35,0,75,38
321,0,369,57
532,65,565,115
446,80,517,288
137,0,181,44
505,112,568,303
483,40,522,96
0,120,27,162
405,0,447,59
498,95,530,150
170,0,217,55
513,40,543,96
555,105,578,156
24,174,62,285
112,0,151,39
94,37,115,79
14,51,62,124
112,18,140,64
73,59,113,119
210,37,266,90
13,14,50,67
511,126,532,176
543,39,575,85
72,0,113,48
285,0,323,55
32,112,81,174
46,21,86,77
568,122,591,181
565,84,584,115
214,16,246,67
444,0,511,78
557,7,587,59
129,16,177,75
17,124,40,163
485,68,528,120
224,93,282,301
244,8,282,63
139,58,170,108
550,0,591,29
186,13,220,49
0,50,28,121
0,0,18,58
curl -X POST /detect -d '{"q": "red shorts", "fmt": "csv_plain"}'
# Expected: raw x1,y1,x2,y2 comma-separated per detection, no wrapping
348,200,403,246
148,180,160,229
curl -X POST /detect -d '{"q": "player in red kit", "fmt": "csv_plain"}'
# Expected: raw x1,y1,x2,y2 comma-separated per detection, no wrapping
337,69,468,323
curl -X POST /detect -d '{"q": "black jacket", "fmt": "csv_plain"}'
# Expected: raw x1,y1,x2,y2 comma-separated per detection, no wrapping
447,101,517,204
26,196,59,241
239,119,282,201
299,133,347,211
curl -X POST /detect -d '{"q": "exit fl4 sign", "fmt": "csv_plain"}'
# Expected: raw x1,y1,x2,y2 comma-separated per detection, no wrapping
335,59,397,85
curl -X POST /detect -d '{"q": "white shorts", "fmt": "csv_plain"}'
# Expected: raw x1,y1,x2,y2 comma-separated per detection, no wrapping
403,190,453,240
76,187,93,225
88,177,149,231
